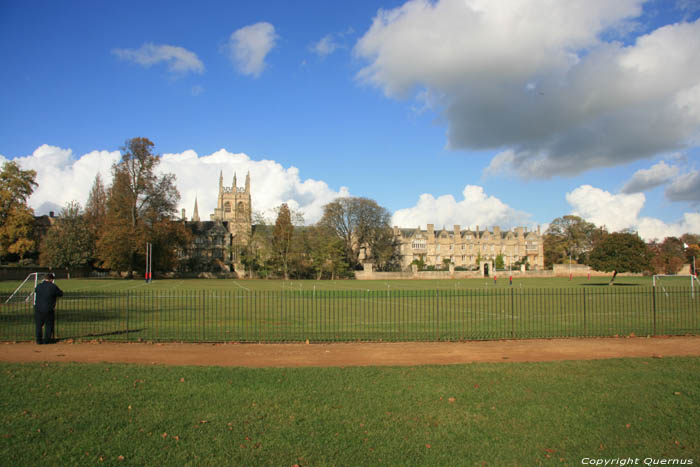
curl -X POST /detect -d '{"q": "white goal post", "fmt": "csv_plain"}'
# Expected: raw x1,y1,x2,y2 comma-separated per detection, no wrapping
3,272,51,305
652,274,700,287
653,274,700,299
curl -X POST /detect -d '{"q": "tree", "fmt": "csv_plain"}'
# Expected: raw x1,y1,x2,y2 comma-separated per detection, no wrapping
97,138,186,277
84,173,108,267
39,201,93,275
648,236,686,275
318,197,395,269
0,161,38,261
305,225,349,279
272,203,294,279
588,232,651,282
494,254,505,270
543,215,600,268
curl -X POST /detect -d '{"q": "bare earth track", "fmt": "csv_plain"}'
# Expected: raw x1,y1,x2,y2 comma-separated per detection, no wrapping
1,336,700,367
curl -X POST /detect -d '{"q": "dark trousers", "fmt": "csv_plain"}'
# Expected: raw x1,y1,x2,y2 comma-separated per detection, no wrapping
34,310,55,344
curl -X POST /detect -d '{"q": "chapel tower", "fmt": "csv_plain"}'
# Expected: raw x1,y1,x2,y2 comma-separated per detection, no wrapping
210,171,252,242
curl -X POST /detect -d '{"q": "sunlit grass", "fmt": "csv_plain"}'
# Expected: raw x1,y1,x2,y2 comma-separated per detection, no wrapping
1,357,698,465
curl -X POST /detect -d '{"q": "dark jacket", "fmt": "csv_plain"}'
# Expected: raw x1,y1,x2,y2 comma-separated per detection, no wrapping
34,281,63,314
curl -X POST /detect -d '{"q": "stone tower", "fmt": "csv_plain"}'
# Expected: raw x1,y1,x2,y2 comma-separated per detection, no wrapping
210,171,252,243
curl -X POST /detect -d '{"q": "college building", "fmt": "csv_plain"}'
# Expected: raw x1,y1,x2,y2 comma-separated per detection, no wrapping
179,173,544,273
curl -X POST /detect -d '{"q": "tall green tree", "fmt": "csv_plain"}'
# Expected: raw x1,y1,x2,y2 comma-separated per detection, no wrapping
0,161,37,261
318,197,395,269
97,137,187,277
306,225,349,280
272,203,294,279
543,215,601,268
39,201,93,275
588,232,651,281
84,173,108,267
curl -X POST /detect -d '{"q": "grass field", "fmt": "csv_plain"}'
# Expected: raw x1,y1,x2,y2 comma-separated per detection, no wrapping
1,277,698,343
0,275,656,294
1,358,698,465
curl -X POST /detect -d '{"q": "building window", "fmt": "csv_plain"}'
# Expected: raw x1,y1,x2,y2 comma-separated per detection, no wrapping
436,255,441,263
450,244,453,251
224,202,231,213
437,244,440,251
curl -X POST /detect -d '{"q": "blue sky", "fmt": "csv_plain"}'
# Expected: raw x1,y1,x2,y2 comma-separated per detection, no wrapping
1,0,700,240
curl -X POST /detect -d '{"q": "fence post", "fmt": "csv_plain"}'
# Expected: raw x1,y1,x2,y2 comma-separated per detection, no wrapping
582,288,586,337
125,292,129,342
652,284,656,336
510,288,514,338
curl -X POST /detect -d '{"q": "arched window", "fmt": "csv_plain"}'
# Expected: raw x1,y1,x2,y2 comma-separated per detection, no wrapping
237,202,245,219
224,202,231,213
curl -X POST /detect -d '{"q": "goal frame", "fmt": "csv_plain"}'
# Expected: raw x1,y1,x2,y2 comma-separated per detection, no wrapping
3,272,50,305
652,274,700,288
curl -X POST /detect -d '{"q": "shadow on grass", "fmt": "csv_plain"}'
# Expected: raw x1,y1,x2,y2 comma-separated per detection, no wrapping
58,328,145,340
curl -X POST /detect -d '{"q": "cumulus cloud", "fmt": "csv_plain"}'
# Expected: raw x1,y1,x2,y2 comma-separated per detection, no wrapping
159,149,349,223
224,22,277,77
355,0,700,178
11,145,348,224
566,184,700,240
621,161,679,193
666,169,700,202
112,43,204,74
11,145,120,215
391,185,532,230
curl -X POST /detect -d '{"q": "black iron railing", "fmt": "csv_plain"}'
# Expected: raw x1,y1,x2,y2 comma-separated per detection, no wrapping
1,287,698,342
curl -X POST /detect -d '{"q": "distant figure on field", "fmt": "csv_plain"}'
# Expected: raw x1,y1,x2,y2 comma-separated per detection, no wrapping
34,273,63,344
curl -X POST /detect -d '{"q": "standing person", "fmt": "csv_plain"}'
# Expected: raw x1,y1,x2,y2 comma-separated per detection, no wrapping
34,273,63,344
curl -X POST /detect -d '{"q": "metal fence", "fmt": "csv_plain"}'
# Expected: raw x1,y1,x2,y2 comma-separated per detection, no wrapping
1,286,698,342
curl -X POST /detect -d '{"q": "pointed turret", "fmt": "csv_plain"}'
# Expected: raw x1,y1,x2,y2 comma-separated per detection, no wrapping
193,196,200,222
245,171,250,193
233,172,237,190
218,170,224,210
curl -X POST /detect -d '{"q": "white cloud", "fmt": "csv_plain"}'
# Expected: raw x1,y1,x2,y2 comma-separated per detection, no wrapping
159,149,349,223
621,161,679,193
566,184,700,240
224,22,277,77
391,185,532,230
12,145,120,215
311,34,339,57
355,0,700,178
112,43,204,74
666,169,700,202
11,144,348,224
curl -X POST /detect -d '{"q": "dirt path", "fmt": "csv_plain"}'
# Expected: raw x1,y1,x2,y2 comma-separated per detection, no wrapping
1,336,700,367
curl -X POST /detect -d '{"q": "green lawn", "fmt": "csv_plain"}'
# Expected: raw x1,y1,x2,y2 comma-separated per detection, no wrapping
1,358,698,465
0,275,655,294
2,277,698,343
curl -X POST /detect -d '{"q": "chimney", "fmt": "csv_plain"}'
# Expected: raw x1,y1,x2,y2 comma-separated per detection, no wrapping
454,224,460,235
494,226,500,236
427,224,434,235
49,211,54,218
537,224,541,235
181,208,186,221
393,225,399,237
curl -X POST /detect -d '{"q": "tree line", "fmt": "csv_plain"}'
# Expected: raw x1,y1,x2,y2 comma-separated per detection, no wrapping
0,137,401,279
543,215,700,276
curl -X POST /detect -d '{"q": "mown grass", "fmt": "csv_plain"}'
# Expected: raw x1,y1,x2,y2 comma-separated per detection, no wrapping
0,275,653,294
1,358,698,465
2,278,698,343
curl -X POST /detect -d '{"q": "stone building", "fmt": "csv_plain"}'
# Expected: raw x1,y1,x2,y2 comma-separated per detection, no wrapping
178,171,252,272
179,173,544,274
393,224,544,272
